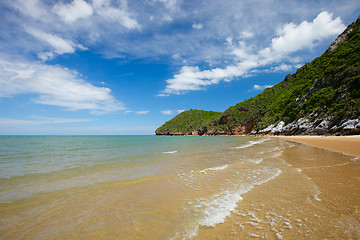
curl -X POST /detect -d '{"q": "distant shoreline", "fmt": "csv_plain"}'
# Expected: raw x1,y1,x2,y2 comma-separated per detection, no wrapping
274,135,360,157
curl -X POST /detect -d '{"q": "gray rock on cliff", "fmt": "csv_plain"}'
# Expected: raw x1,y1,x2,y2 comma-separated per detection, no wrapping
257,118,360,135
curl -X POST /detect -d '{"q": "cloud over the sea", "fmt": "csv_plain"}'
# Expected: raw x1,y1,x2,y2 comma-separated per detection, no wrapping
0,58,124,114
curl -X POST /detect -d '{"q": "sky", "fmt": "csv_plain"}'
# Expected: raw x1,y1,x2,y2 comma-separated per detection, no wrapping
0,0,359,135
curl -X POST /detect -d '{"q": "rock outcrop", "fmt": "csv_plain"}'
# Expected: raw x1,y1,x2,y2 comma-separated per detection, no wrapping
234,121,257,135
255,118,360,136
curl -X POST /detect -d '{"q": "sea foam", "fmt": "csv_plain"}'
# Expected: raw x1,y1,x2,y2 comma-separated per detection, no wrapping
235,138,270,149
192,168,281,229
248,158,263,164
199,164,229,174
163,151,177,154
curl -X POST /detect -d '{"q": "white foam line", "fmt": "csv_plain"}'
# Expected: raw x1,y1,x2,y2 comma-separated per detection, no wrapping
235,138,270,149
248,158,263,164
193,168,281,228
271,151,283,158
314,186,322,202
199,164,228,174
163,151,177,154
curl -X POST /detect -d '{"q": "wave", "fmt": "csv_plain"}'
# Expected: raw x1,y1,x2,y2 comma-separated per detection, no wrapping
313,185,322,202
188,167,281,236
162,151,177,154
199,164,228,174
248,158,263,164
235,138,270,149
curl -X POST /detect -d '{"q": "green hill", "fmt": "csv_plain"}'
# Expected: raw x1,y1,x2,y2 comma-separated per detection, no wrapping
155,109,221,135
156,17,360,136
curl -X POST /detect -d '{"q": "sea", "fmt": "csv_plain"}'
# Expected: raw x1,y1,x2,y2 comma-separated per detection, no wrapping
0,135,359,239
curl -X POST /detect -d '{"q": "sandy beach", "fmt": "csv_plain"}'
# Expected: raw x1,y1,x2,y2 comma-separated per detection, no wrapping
275,135,360,157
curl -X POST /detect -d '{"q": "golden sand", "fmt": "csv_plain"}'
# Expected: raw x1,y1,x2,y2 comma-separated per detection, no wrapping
275,135,360,157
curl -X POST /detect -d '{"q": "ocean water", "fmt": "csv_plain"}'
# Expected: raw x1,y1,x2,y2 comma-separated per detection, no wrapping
0,135,359,239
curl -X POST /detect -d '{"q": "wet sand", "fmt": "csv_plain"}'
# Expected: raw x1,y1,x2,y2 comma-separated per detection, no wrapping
275,135,360,157
195,139,360,239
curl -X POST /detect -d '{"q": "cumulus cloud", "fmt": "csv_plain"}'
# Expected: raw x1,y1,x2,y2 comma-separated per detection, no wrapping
53,0,93,23
271,11,345,54
160,11,346,95
0,58,124,114
161,110,185,115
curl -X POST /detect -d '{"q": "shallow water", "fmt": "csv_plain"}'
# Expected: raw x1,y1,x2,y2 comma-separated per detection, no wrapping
0,135,359,239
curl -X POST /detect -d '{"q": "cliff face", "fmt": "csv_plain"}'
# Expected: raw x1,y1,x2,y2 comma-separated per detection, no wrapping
156,17,360,136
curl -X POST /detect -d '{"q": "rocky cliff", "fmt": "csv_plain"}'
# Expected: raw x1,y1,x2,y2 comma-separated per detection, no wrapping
156,17,360,136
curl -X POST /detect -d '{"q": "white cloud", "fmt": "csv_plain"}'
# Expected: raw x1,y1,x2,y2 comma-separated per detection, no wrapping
0,58,125,114
161,110,185,115
0,117,92,126
3,0,142,62
26,28,87,60
53,0,93,23
124,110,149,115
271,11,345,54
37,52,55,61
161,110,173,115
268,63,294,72
241,31,254,39
135,111,150,115
10,0,49,20
192,23,203,29
27,28,75,54
3,0,355,66
160,11,346,95
253,84,273,91
154,0,182,11
92,0,141,30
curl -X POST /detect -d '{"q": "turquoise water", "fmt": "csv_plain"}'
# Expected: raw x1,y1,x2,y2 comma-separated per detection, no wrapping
0,135,254,201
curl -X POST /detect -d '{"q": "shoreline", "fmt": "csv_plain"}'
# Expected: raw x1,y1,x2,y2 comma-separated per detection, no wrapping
274,135,360,157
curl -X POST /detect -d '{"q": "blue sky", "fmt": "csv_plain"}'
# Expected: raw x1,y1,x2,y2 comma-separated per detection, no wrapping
0,0,359,135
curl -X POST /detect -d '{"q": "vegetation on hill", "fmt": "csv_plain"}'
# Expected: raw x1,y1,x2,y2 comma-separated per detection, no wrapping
156,17,360,135
155,110,221,134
